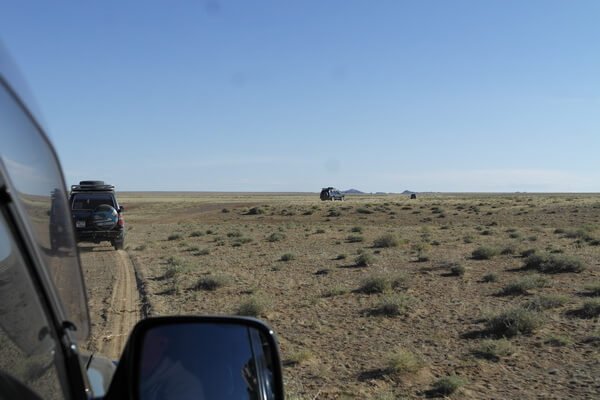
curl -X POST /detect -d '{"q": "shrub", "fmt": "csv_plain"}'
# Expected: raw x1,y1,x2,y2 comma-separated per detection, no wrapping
192,275,227,291
500,275,549,296
544,335,573,347
449,264,465,277
562,226,595,241
412,242,430,262
520,248,536,257
247,207,265,215
471,246,498,260
351,226,363,233
335,254,347,260
166,256,183,266
315,228,326,234
485,307,544,337
163,265,182,280
221,208,230,213
267,232,286,242
430,376,465,396
524,294,568,311
373,294,412,316
373,234,399,248
192,248,210,256
237,297,268,317
391,273,409,290
359,276,390,294
346,235,364,243
584,282,600,296
280,253,295,262
386,349,423,374
322,286,348,297
355,253,375,267
227,231,243,238
232,237,253,247
579,299,600,318
356,207,373,214
523,253,585,273
167,233,182,241
134,244,147,251
285,350,313,366
482,273,498,283
327,209,341,217
472,338,514,361
500,244,517,255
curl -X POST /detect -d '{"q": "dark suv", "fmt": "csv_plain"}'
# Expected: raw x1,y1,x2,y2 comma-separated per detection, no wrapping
320,187,345,201
69,180,125,250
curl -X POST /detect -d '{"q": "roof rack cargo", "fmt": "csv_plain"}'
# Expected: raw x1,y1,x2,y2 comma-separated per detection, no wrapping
70,180,115,192
79,180,105,186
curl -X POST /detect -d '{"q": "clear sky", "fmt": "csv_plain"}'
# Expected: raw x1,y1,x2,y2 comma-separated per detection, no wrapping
1,1,599,192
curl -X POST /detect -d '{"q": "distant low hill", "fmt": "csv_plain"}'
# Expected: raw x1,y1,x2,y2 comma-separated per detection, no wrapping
402,190,417,195
342,189,364,194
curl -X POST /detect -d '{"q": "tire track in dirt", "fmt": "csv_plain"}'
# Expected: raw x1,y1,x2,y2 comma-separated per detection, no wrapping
80,245,141,360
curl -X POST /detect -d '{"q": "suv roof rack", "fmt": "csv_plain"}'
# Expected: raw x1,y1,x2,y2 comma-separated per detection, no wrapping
71,182,115,192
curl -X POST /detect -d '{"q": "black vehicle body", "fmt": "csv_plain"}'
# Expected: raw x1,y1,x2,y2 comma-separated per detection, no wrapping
69,181,125,250
320,187,345,201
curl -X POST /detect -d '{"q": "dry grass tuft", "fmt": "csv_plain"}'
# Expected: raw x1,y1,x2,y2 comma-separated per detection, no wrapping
386,348,423,374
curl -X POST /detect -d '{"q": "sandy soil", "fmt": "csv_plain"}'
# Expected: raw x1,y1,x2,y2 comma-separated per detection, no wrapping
80,243,140,360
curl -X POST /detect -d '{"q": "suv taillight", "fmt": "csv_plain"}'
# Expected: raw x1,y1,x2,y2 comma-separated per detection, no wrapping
118,213,125,227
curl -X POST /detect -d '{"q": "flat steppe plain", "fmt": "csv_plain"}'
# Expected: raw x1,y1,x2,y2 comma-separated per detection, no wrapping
100,193,600,398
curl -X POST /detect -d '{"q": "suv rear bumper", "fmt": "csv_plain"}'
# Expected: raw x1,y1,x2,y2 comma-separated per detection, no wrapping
75,229,124,243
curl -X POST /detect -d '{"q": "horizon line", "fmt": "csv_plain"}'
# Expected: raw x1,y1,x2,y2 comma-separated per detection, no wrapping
116,190,600,195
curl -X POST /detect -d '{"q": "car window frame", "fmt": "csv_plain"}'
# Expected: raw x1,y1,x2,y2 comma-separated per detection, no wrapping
0,78,91,399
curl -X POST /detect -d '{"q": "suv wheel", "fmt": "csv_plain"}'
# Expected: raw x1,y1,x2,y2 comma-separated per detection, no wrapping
113,240,124,250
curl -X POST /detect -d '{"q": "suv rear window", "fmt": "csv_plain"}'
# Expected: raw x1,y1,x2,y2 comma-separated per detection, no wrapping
71,193,116,210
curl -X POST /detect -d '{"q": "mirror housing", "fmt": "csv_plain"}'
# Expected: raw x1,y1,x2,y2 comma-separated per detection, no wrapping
119,205,125,213
105,316,284,400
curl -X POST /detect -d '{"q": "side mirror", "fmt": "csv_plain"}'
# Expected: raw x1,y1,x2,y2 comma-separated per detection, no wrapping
119,205,125,213
105,316,284,400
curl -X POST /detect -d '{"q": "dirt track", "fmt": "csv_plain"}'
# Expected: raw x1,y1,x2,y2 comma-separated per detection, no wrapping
80,244,140,360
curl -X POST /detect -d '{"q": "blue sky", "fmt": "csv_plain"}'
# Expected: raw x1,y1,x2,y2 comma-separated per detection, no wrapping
1,1,599,192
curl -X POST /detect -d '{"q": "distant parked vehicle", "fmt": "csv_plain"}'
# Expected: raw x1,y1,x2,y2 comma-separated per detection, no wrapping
320,187,345,201
410,193,417,199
